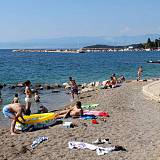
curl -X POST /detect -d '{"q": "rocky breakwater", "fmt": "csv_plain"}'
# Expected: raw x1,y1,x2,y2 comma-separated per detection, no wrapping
0,82,65,96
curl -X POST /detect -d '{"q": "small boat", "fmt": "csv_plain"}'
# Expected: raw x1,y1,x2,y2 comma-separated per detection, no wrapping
147,60,160,64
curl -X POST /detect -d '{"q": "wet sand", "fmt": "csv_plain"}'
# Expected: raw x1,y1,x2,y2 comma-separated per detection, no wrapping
0,81,160,160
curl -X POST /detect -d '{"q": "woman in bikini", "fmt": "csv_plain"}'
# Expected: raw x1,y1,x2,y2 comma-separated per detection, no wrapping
24,80,32,115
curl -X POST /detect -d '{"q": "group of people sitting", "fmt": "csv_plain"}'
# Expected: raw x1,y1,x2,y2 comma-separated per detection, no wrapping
103,74,125,89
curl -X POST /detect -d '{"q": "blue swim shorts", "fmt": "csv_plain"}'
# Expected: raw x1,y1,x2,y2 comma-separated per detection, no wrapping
3,105,15,118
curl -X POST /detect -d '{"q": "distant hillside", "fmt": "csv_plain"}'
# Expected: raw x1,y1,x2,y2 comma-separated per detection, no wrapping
0,34,159,49
83,43,144,49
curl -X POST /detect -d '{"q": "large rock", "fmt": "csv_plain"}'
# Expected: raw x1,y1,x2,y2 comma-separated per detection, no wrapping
52,90,60,93
10,85,16,89
81,83,87,88
34,83,42,88
87,82,95,87
63,82,69,87
44,84,51,90
0,84,3,89
80,87,94,93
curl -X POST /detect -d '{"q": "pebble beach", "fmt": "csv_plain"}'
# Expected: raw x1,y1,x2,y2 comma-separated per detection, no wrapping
0,81,160,160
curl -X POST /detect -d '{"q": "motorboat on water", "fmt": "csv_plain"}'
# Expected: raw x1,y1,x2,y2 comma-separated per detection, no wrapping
147,60,160,64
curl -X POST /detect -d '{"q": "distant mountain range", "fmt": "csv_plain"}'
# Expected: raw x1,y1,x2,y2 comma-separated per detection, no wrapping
0,34,160,49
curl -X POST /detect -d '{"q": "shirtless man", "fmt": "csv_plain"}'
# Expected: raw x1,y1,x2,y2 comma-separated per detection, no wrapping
3,103,26,135
69,77,78,100
56,101,83,119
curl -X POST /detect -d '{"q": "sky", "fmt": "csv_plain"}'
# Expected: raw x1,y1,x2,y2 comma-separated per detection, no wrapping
0,0,160,42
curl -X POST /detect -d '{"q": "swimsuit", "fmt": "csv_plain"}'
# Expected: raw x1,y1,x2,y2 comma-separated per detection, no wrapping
25,97,32,103
65,111,71,118
71,86,78,94
3,105,15,118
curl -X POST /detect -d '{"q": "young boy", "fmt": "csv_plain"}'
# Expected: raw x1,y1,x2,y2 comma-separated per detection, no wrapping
37,105,48,113
34,91,40,103
3,103,26,135
12,93,19,103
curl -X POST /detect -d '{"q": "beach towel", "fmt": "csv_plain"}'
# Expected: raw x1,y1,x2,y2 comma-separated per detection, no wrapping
84,110,109,117
68,141,115,155
31,136,48,149
80,115,97,120
81,104,99,109
68,141,126,155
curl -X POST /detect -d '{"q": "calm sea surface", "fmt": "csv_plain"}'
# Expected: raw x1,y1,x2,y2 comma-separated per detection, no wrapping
0,49,160,125
0,49,160,84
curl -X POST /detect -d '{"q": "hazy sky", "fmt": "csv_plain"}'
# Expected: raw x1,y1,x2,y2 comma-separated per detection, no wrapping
0,0,160,42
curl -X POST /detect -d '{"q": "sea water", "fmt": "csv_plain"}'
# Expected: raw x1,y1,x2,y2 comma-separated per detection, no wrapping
0,49,160,84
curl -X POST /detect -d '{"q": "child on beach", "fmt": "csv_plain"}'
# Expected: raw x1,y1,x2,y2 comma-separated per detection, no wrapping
12,93,19,103
34,91,40,103
37,105,48,113
24,80,32,115
69,77,78,100
2,103,26,135
56,101,83,119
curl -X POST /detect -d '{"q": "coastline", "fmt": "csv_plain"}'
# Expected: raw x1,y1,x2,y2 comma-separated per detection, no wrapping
0,81,160,160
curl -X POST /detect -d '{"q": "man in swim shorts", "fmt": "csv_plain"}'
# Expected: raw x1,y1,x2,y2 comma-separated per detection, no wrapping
69,77,78,100
3,103,26,135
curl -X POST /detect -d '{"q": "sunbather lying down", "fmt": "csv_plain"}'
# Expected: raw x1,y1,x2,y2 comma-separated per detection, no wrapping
56,101,83,119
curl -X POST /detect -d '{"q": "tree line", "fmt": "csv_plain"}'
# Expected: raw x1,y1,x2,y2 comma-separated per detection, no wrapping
144,38,160,49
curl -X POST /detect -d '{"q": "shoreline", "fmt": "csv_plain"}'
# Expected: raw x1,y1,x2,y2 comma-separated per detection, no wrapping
0,81,160,159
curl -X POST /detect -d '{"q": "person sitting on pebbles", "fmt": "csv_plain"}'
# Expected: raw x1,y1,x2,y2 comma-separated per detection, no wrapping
2,103,26,135
56,101,83,119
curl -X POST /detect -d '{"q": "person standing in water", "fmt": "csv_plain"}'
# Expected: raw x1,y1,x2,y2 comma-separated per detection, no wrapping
24,80,32,115
69,77,78,100
34,91,40,103
12,93,19,103
137,66,143,81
